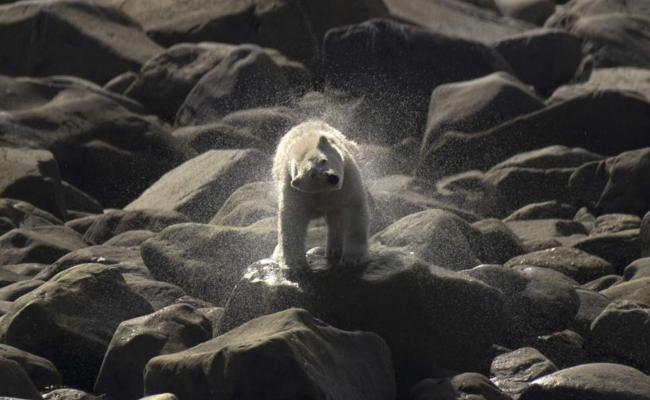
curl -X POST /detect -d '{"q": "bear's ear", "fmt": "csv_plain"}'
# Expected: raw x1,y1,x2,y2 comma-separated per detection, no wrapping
318,135,330,148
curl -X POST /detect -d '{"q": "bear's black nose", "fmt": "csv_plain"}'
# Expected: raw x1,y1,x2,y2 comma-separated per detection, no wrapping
328,174,340,185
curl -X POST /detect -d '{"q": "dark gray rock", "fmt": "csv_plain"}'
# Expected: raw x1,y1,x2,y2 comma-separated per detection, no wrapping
593,213,641,234
0,356,41,400
144,308,396,400
490,347,557,398
505,246,613,284
600,278,650,305
505,201,578,221
0,0,162,83
495,0,555,25
550,67,650,103
524,330,589,369
494,29,581,92
126,149,268,223
410,372,510,400
583,274,623,291
491,145,604,170
43,389,99,400
141,223,276,305
0,199,63,237
210,181,276,227
175,45,310,126
0,147,66,220
83,209,189,245
0,280,44,301
573,229,640,272
624,258,650,281
472,219,526,264
519,362,650,400
95,304,212,400
123,276,186,311
505,219,587,244
0,226,87,266
0,264,153,390
60,181,103,215
103,71,138,95
0,344,61,389
103,230,155,247
571,288,611,337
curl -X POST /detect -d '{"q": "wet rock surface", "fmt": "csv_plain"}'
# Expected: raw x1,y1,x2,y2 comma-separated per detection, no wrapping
0,0,649,398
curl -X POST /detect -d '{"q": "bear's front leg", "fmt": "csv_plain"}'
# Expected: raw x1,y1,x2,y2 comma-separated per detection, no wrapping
326,211,343,262
277,195,310,269
340,202,369,266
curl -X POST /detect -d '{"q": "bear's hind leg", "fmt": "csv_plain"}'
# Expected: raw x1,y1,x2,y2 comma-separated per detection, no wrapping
340,203,370,266
326,211,343,262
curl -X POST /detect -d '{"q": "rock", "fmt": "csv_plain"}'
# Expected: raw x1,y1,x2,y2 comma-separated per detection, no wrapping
103,230,155,247
224,247,507,381
472,219,526,264
384,0,532,44
417,91,650,180
600,278,650,305
0,147,66,219
519,363,650,400
546,0,650,26
103,71,138,94
570,148,650,216
1,263,45,279
0,226,87,265
494,29,582,93
43,389,99,400
0,356,41,400
83,209,189,245
0,264,153,389
495,0,555,25
141,223,276,305
0,267,27,288
0,0,162,83
563,14,650,69
0,280,44,301
210,181,276,227
35,245,149,281
0,344,61,389
571,288,611,336
126,149,268,223
103,0,387,68
65,215,101,236
139,395,177,400
422,72,544,150
0,75,183,207
505,201,578,221
643,212,650,257
144,308,396,400
60,181,103,215
572,229,640,272
175,45,310,126
550,67,650,103
592,213,641,234
491,145,604,170
464,264,579,343
483,167,575,214
505,247,613,284
490,347,557,398
95,304,212,400
624,258,650,281
372,209,482,270
324,18,509,142
410,372,510,400
583,274,623,291
505,219,587,244
590,300,650,371
524,330,589,369
123,276,186,311
125,42,235,121
172,121,268,154
0,199,63,234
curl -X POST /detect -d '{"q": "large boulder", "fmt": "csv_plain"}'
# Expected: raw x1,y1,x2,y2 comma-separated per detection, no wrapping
490,347,558,398
175,45,310,126
126,149,268,223
494,0,555,25
210,181,277,227
0,344,61,389
0,0,162,84
589,300,650,372
490,145,604,170
569,148,650,216
505,201,578,221
417,91,650,180
371,209,482,270
505,247,614,284
324,18,509,142
0,356,42,400
141,223,276,305
144,308,396,400
572,229,640,271
223,247,507,382
464,264,579,344
0,264,153,389
0,199,63,236
101,0,387,68
0,148,66,220
422,72,544,151
95,304,212,400
0,75,183,207
83,209,189,245
410,372,510,400
551,67,650,103
519,363,650,400
0,226,87,265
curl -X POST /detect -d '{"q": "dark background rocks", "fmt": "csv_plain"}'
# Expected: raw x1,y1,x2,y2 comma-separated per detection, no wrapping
1,0,650,399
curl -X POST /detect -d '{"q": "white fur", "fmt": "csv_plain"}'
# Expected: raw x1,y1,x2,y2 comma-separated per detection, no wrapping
272,120,369,268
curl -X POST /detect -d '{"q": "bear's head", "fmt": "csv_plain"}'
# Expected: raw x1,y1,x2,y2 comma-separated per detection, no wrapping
290,135,344,193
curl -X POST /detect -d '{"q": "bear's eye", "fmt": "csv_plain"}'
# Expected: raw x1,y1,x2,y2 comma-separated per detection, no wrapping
310,172,317,178
318,159,327,165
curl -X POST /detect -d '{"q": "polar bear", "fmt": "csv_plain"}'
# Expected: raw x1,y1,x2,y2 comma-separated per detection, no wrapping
272,120,369,268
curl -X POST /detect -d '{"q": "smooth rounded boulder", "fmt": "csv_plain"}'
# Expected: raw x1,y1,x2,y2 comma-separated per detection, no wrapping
144,308,396,400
